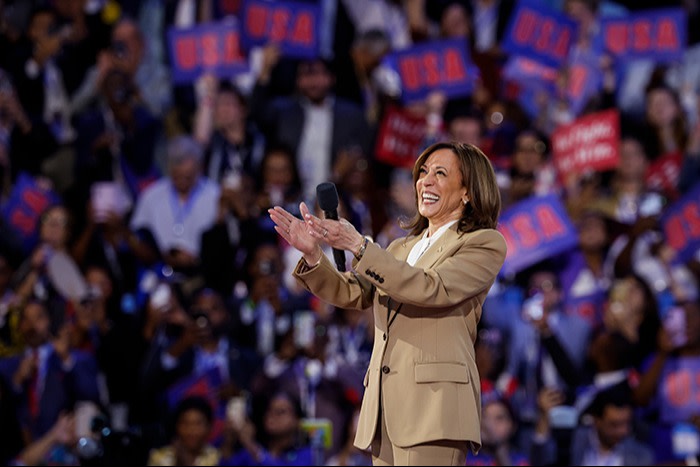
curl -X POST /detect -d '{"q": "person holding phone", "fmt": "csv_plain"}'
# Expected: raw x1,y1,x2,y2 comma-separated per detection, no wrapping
269,142,507,465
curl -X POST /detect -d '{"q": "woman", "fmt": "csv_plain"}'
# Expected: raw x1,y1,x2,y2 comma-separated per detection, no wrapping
269,141,507,465
146,395,220,466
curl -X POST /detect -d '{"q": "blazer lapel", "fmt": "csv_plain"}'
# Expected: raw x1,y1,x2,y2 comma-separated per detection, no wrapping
393,234,421,262
414,224,462,270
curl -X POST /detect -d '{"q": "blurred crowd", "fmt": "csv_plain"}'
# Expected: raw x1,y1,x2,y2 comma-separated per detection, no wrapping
0,0,698,465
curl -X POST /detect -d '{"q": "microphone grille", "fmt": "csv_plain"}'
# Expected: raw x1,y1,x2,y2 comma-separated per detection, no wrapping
316,182,339,212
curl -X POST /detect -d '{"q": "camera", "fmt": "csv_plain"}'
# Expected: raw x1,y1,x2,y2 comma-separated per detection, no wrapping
191,309,210,329
76,414,148,466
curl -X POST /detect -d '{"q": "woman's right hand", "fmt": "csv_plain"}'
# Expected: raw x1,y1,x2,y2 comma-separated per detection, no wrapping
269,202,322,263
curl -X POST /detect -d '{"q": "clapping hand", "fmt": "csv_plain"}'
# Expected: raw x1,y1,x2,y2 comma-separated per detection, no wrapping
269,202,322,263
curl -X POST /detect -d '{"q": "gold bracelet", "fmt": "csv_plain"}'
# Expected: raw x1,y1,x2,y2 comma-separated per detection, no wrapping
354,236,369,261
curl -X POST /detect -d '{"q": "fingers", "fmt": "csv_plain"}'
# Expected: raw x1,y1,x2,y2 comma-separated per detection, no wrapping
268,206,299,234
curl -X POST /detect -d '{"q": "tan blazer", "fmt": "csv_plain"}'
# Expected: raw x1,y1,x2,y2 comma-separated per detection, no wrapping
293,224,507,452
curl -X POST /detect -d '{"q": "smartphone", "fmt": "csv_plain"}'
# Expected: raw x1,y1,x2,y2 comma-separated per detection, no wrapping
226,393,248,429
522,293,544,321
664,306,688,348
149,283,171,312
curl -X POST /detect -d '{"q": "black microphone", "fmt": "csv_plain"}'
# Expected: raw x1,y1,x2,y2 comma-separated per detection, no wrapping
316,182,346,272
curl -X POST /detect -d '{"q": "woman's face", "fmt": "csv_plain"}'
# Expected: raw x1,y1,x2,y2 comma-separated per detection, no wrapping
263,395,299,438
441,3,471,38
415,149,467,228
481,400,514,446
646,88,679,128
263,151,294,188
513,133,545,175
617,138,648,181
214,91,245,128
40,206,70,248
176,408,211,452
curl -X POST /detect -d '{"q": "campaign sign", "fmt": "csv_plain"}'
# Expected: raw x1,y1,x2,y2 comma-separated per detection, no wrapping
646,150,682,199
239,0,319,58
167,21,247,84
600,8,686,62
661,182,700,264
375,106,428,168
498,195,578,277
501,56,558,87
660,357,700,425
501,1,577,69
552,109,620,179
386,39,477,104
567,51,603,116
0,172,60,252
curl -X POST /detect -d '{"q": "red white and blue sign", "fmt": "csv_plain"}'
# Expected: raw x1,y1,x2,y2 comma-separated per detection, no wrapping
0,172,60,252
239,0,319,58
661,182,700,264
599,8,686,63
498,194,579,277
385,38,478,104
501,1,577,69
167,20,248,84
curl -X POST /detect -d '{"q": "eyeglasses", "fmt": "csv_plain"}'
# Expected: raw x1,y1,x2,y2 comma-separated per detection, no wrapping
529,279,556,296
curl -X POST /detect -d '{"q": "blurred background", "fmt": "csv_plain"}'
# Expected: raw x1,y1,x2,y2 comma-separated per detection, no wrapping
0,0,698,465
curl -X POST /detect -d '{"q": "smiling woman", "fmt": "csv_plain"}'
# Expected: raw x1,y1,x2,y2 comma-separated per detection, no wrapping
268,141,507,466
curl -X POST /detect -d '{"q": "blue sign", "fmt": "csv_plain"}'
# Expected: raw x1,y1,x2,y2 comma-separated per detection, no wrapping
661,182,700,264
600,8,686,63
497,194,578,277
167,20,248,84
239,0,319,58
385,38,478,104
502,1,578,69
0,172,61,253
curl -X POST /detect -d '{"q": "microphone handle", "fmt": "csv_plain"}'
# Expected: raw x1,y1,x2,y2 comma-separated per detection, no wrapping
323,210,346,272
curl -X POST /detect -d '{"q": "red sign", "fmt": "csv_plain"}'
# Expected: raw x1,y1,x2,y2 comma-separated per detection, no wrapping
552,109,620,179
646,151,681,199
375,106,428,168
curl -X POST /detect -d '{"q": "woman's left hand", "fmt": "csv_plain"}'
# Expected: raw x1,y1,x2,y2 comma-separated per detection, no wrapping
302,206,364,255
269,202,322,261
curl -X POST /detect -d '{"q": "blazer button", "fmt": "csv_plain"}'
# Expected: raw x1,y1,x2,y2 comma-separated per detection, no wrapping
365,269,371,275
378,277,384,283
382,333,386,341
382,365,390,374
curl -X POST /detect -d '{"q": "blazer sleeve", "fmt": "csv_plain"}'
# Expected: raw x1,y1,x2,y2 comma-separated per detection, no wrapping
292,253,375,311
354,229,507,308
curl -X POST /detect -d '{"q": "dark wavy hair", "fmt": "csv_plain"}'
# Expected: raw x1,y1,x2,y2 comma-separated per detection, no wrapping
403,141,501,236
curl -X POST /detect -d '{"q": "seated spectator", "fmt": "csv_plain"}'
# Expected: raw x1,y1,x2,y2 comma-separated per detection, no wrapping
147,395,220,466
